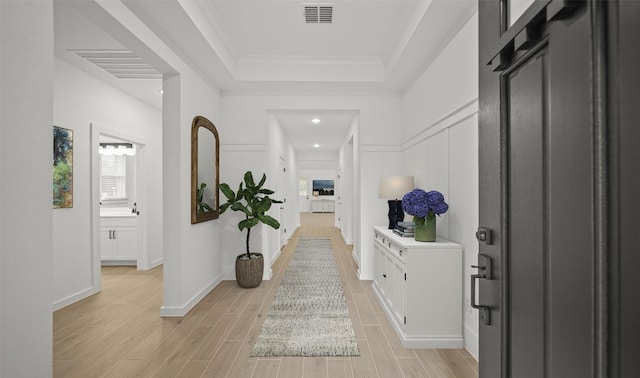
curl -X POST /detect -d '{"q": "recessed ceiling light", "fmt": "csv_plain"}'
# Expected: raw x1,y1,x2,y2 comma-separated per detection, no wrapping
158,89,164,94
312,118,320,124
313,144,320,148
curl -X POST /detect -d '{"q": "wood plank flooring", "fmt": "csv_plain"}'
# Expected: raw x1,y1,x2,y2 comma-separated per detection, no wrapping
53,213,478,377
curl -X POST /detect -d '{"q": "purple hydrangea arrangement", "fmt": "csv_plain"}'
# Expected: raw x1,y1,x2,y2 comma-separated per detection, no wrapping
401,189,449,219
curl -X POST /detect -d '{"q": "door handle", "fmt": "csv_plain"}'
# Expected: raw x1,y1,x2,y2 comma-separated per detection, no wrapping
471,254,492,325
112,230,116,239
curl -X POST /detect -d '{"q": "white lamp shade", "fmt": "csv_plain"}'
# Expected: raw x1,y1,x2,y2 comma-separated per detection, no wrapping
378,176,415,200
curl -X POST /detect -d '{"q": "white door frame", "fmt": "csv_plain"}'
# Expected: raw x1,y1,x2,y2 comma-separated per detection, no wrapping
90,123,150,289
278,156,287,249
298,173,310,213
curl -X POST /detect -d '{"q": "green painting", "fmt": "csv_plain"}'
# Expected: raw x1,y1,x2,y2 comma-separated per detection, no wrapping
53,126,73,208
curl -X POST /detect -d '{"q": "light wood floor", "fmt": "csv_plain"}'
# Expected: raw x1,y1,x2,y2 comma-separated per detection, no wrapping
53,213,478,377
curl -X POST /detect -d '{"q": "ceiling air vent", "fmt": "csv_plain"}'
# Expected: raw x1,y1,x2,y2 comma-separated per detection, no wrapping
304,5,333,24
70,49,161,79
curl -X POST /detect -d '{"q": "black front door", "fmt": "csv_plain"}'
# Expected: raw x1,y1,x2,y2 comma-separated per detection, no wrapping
476,1,638,376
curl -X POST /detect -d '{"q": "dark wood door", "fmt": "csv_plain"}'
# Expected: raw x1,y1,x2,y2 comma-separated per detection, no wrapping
613,2,640,376
476,1,638,376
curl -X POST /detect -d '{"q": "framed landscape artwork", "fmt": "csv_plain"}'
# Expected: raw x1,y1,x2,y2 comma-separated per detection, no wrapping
53,126,73,208
312,179,334,196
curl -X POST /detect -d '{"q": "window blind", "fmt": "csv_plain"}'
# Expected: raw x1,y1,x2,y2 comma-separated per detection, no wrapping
101,155,127,200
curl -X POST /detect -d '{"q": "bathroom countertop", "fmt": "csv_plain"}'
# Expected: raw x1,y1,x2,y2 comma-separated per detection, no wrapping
100,213,137,218
100,207,137,218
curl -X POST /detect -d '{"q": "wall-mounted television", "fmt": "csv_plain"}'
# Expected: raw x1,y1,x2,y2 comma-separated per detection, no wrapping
312,180,334,196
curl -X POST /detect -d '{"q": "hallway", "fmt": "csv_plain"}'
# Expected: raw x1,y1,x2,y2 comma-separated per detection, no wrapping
53,215,477,377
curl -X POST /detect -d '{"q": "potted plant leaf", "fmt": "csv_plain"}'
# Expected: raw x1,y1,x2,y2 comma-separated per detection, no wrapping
196,182,214,213
219,171,282,288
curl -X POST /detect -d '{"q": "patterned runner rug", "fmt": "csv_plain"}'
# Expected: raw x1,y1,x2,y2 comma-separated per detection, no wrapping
250,237,360,357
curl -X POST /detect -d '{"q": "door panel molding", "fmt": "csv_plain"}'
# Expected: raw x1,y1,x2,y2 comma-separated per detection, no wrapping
590,2,611,377
484,0,581,71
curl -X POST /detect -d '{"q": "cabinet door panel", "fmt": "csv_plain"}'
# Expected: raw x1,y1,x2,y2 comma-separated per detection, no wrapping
384,253,396,311
100,229,113,259
392,258,407,330
374,243,383,292
114,227,138,260
325,201,335,212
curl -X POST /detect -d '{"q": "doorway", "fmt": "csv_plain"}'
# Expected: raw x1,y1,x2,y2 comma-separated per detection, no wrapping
98,135,139,266
278,157,288,249
91,123,152,291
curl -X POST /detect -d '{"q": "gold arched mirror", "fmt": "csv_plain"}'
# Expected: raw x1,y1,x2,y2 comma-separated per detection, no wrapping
191,116,220,224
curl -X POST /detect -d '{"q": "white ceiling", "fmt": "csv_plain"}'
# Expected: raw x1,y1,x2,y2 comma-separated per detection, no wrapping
273,111,358,153
53,0,476,154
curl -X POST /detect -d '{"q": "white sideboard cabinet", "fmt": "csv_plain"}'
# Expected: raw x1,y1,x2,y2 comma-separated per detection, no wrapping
372,226,463,348
100,216,138,265
311,199,335,213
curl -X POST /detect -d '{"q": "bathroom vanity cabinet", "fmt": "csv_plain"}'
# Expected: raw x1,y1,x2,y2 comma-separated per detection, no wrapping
100,216,138,265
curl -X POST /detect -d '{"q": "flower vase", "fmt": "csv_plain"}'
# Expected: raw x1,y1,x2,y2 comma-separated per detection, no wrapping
414,214,436,242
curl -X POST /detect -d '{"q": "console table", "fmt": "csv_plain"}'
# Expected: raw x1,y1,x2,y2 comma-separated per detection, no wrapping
372,226,463,348
311,199,335,213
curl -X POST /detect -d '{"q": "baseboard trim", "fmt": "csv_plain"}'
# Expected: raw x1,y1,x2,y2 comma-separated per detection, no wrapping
351,250,360,268
52,286,99,311
148,258,163,270
221,267,273,281
463,323,479,360
160,274,222,317
222,265,235,280
101,260,136,266
271,249,282,266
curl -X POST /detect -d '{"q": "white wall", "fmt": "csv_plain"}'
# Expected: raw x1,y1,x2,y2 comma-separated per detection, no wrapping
209,112,297,281
401,12,479,358
176,74,222,312
303,170,337,197
77,0,228,317
0,2,53,376
297,150,338,170
263,114,300,265
222,93,403,281
161,71,223,316
338,122,356,244
218,147,267,277
298,168,336,216
297,150,337,213
267,114,297,271
53,58,163,309
359,147,402,278
0,3,480,375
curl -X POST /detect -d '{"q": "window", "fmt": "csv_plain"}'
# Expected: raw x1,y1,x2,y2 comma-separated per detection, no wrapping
298,175,308,196
101,155,127,200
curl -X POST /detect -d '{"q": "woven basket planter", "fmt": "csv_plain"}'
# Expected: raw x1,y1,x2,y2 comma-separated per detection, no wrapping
235,252,264,288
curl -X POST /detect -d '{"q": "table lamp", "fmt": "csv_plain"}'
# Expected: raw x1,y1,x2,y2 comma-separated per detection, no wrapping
378,176,415,229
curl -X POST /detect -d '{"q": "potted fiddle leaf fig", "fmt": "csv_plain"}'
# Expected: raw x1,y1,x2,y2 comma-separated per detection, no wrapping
219,171,282,288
